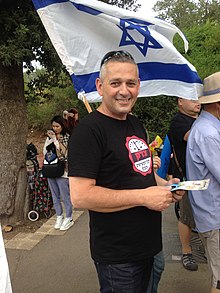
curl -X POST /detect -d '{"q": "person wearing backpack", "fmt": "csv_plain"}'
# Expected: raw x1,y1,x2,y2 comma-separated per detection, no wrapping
43,115,73,230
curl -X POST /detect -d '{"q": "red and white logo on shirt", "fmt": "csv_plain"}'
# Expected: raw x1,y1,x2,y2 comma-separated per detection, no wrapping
125,136,152,176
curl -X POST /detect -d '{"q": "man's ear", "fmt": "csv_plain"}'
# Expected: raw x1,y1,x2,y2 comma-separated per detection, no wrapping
96,78,103,96
137,78,140,93
178,98,182,106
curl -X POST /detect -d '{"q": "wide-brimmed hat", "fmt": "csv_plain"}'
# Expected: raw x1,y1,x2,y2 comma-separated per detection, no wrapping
199,72,220,104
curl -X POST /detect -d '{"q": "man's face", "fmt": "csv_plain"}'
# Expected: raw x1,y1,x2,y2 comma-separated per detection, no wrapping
96,62,140,120
178,98,201,117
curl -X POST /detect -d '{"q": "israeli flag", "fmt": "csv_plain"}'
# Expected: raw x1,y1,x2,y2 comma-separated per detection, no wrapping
32,0,203,102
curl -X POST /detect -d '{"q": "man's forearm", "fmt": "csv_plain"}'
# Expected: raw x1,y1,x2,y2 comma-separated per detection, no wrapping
69,176,173,213
69,177,143,211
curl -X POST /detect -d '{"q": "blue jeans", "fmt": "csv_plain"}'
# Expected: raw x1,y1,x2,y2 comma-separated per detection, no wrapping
146,251,165,293
94,258,153,293
47,177,72,218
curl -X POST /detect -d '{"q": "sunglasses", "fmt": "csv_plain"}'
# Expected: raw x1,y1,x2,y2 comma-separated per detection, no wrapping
100,50,134,67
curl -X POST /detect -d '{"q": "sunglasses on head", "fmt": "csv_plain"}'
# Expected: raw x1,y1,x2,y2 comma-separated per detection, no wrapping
100,50,134,67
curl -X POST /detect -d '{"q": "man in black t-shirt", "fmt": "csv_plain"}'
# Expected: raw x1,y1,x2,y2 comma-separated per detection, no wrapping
68,50,184,293
169,98,201,271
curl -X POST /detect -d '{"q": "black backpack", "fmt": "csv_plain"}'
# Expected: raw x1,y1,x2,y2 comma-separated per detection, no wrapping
42,142,65,178
26,143,39,173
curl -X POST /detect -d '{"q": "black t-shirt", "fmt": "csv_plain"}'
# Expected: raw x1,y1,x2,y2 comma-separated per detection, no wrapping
168,112,196,180
68,111,162,263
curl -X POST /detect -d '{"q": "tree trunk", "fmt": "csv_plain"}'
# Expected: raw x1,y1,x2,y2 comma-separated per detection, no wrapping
0,63,29,225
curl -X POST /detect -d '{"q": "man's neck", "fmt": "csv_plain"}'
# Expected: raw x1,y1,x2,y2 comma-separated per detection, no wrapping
97,105,127,120
203,105,219,119
179,110,198,119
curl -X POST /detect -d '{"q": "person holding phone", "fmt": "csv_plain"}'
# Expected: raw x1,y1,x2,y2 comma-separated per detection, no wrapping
43,115,73,231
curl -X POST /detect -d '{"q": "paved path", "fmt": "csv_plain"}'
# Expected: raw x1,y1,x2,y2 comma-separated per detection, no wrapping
4,209,84,250
4,206,210,293
159,205,209,293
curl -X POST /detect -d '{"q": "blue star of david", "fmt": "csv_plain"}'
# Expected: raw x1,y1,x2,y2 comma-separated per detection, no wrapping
117,18,163,56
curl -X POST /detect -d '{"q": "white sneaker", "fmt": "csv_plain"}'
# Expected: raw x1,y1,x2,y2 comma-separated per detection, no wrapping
54,215,64,229
60,217,74,231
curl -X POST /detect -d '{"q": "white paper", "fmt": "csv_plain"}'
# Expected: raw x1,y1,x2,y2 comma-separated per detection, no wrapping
171,179,210,192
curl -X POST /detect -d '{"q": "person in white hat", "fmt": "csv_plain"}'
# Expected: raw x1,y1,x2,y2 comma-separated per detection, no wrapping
186,72,220,293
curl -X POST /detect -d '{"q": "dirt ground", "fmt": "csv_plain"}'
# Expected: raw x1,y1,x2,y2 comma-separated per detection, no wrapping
2,214,54,240
2,129,54,240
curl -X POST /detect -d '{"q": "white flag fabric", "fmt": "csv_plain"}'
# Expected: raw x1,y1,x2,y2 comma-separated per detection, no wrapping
32,0,203,102
0,225,13,293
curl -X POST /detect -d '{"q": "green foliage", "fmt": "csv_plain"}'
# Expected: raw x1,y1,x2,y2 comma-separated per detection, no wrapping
27,86,88,130
153,0,220,29
24,68,73,103
172,22,220,80
154,0,198,29
184,22,220,79
0,0,64,74
133,96,178,142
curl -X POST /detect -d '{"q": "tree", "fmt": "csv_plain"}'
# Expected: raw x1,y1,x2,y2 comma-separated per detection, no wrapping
0,0,138,224
181,21,220,79
0,0,67,224
133,96,178,141
154,0,198,29
153,0,220,29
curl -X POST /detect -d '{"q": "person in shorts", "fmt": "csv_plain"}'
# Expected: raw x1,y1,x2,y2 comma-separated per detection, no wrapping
168,97,201,271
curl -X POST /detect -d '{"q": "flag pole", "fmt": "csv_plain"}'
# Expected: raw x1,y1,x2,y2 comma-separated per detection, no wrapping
81,94,93,113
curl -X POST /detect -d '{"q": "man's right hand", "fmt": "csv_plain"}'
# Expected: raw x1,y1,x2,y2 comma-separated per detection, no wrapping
142,186,173,212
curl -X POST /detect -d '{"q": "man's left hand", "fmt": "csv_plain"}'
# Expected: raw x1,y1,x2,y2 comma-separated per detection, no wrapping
166,178,185,202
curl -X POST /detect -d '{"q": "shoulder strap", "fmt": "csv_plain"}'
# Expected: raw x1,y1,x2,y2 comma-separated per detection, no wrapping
169,132,184,177
172,144,183,175
171,142,186,181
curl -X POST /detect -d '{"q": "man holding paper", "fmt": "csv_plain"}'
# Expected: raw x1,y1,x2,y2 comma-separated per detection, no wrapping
68,50,184,293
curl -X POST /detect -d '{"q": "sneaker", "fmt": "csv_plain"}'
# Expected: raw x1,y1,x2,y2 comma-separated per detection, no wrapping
182,253,198,271
54,215,64,229
60,217,74,231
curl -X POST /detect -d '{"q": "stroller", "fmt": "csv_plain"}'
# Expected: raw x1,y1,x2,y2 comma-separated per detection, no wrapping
26,143,53,221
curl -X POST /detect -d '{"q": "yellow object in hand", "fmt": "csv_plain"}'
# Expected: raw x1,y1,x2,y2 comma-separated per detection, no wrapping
149,135,163,156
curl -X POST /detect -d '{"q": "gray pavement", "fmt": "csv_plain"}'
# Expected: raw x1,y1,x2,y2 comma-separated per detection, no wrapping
159,206,209,293
4,206,210,293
